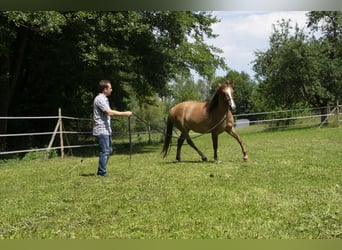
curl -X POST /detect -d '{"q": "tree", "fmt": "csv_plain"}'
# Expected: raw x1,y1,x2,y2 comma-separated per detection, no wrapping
307,11,342,105
253,20,309,109
69,11,226,104
252,14,342,123
170,75,200,105
0,11,226,152
197,78,212,101
0,11,66,151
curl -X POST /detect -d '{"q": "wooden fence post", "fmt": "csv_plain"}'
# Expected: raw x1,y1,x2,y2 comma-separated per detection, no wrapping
319,106,337,128
45,107,64,159
45,118,60,159
337,101,340,128
58,108,64,158
148,122,152,144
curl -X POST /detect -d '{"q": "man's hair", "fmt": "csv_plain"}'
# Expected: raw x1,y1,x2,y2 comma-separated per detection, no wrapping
98,80,111,93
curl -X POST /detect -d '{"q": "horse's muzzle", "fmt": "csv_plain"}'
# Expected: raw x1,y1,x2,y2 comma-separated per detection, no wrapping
230,101,236,110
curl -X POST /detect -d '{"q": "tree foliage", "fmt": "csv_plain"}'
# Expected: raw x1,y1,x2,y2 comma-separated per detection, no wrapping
0,11,226,151
252,11,342,122
307,11,342,104
169,75,201,105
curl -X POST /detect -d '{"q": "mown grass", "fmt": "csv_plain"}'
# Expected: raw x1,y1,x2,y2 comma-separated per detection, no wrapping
0,127,341,239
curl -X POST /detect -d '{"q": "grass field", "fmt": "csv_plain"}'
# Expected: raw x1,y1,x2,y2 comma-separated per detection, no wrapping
0,126,341,239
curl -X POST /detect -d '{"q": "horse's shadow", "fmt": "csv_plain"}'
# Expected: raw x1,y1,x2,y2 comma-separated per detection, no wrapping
161,160,218,165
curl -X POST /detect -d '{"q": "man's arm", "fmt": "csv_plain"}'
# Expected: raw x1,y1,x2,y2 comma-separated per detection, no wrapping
105,109,132,117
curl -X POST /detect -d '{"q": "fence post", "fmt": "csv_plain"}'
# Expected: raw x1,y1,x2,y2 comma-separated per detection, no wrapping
45,111,60,159
148,122,152,144
58,108,64,158
160,118,166,143
319,106,336,128
337,101,340,128
45,108,64,159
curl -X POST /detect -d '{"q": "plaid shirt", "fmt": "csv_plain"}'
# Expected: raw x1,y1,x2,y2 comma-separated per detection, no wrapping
93,93,112,136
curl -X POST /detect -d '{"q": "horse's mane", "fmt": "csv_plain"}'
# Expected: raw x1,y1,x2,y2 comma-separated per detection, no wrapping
205,85,223,112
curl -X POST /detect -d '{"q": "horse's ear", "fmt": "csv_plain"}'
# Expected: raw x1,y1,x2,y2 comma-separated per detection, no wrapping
226,79,233,85
224,79,233,85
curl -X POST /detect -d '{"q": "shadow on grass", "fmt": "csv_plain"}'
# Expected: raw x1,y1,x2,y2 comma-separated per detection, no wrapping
80,173,97,177
160,159,217,165
71,141,162,158
114,141,161,155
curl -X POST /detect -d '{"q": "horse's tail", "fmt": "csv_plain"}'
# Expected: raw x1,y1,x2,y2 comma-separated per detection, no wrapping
161,115,173,158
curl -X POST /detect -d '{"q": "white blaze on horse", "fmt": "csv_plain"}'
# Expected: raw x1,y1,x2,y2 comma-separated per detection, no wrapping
162,80,248,162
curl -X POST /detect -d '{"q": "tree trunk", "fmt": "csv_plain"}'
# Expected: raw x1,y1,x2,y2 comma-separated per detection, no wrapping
320,106,329,126
0,26,29,152
0,77,11,152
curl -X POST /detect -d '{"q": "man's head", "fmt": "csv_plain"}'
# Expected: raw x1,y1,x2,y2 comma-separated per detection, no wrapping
98,80,112,96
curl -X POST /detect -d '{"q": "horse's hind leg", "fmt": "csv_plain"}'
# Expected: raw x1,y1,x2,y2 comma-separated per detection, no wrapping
227,127,248,162
176,135,185,162
186,136,207,161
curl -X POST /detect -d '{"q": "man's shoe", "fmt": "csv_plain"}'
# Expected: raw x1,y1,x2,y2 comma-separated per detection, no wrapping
97,173,109,177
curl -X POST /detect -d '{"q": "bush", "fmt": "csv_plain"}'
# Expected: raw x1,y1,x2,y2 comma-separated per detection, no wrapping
22,148,57,161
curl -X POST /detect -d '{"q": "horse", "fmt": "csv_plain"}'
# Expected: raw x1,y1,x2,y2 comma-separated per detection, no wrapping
161,79,248,162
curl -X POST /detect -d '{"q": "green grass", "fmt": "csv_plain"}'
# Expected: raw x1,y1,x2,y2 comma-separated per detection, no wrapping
0,127,341,239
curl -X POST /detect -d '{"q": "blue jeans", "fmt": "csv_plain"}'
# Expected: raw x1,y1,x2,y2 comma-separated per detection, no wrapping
96,134,113,176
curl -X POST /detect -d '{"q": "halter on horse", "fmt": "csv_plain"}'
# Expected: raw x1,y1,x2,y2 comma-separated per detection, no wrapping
162,80,248,162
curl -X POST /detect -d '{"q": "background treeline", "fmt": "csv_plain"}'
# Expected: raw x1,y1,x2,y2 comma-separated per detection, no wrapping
0,11,341,153
0,11,226,152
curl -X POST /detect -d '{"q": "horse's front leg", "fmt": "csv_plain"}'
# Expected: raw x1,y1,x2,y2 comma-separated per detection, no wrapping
211,133,219,162
226,127,248,162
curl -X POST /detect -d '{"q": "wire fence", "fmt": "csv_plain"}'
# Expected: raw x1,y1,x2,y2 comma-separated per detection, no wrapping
0,104,340,158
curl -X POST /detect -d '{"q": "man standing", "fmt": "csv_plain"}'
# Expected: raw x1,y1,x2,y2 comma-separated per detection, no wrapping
93,80,132,177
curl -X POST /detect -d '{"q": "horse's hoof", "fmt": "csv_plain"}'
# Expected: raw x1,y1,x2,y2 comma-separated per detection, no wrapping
243,156,249,162
202,157,208,161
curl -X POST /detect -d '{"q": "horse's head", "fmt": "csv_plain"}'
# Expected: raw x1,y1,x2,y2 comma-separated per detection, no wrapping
221,80,236,110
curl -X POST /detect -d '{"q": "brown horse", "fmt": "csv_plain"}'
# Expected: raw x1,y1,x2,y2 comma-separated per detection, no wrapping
162,80,248,162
